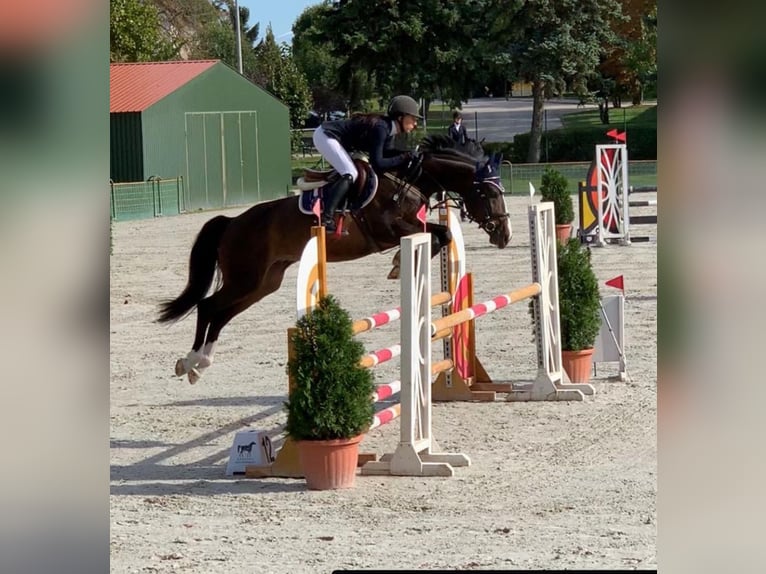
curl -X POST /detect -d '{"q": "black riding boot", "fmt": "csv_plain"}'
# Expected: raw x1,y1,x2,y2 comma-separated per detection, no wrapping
321,174,353,233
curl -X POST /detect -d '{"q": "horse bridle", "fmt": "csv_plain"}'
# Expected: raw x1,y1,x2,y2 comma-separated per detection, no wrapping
396,155,509,233
468,173,510,234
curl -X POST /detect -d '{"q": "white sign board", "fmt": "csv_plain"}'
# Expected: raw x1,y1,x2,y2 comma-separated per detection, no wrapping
225,430,274,476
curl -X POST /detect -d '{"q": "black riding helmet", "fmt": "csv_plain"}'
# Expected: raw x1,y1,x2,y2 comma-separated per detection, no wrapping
387,95,423,119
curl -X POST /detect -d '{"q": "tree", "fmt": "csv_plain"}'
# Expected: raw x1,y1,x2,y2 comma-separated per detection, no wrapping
110,0,177,62
622,2,657,104
193,1,258,75
221,1,259,47
292,3,350,114
195,18,236,62
252,26,312,147
320,0,497,113
493,0,622,162
599,0,657,106
150,0,220,59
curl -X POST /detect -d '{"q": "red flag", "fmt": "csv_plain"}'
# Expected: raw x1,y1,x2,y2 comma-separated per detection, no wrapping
605,275,624,291
416,204,427,231
311,196,321,222
606,128,627,143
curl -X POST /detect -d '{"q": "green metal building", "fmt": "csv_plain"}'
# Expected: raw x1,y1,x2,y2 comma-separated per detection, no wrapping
110,60,291,217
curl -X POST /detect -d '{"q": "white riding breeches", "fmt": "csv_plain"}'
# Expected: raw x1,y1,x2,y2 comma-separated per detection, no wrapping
313,126,359,181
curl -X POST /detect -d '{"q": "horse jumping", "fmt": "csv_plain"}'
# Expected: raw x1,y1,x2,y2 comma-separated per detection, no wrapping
157,136,512,384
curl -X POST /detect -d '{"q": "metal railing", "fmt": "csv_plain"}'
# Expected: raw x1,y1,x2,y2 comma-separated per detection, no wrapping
110,176,186,221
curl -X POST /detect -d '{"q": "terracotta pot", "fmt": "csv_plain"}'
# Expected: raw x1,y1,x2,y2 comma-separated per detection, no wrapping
561,348,595,384
555,223,572,244
297,435,363,490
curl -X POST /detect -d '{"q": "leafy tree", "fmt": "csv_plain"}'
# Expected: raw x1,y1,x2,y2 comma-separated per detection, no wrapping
557,238,601,351
597,0,656,106
285,295,374,441
195,17,236,62
540,166,573,225
320,0,497,113
492,0,622,162
181,1,258,75
581,3,657,110
622,2,657,104
150,0,220,59
252,26,312,144
110,0,177,62
219,0,260,46
292,3,350,114
252,25,284,89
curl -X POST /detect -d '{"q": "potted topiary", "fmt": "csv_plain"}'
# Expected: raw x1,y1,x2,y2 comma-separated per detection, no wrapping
557,238,602,384
540,167,574,243
285,295,374,490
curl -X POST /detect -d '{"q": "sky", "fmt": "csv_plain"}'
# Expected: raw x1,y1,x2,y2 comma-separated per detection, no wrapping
238,0,320,44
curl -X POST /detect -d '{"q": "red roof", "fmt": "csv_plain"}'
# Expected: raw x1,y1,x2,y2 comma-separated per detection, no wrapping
110,60,218,113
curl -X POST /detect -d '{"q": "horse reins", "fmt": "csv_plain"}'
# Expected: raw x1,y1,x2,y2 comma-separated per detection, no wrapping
391,160,509,234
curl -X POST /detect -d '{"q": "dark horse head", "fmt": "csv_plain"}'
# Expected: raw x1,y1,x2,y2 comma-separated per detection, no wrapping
158,133,512,384
408,134,511,248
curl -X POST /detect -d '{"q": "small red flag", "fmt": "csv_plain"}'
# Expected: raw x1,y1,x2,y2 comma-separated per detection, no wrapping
605,275,624,291
606,128,627,143
416,204,427,231
311,196,321,222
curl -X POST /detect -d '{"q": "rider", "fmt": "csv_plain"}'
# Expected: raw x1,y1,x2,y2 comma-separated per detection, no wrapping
312,95,423,232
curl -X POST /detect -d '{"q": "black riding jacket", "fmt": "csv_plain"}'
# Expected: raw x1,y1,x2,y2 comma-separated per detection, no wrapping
320,116,410,173
448,122,468,146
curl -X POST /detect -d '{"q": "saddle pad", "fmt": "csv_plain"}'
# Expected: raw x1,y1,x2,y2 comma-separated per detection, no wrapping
298,170,379,215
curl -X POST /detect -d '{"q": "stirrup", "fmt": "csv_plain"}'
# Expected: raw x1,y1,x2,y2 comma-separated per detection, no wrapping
322,217,337,233
323,215,348,237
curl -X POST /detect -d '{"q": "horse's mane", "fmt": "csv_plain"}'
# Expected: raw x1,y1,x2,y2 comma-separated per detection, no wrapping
419,134,486,165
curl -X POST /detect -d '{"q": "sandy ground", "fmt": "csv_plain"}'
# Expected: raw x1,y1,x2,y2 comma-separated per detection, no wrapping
110,195,657,573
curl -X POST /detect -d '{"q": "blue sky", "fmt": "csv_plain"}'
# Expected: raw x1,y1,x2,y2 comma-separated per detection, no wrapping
238,0,320,44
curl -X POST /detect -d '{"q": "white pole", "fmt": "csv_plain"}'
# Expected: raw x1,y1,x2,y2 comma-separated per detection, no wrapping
234,0,243,74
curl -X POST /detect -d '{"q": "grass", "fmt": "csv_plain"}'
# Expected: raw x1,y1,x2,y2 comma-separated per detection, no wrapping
291,154,327,181
561,104,657,130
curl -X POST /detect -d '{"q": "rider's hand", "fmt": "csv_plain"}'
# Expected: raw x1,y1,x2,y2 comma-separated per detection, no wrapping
404,149,423,177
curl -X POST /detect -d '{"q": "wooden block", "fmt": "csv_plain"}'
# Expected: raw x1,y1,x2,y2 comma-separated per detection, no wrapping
356,452,378,466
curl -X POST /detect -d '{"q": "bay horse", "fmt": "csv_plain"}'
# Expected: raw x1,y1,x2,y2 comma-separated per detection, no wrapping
158,135,511,383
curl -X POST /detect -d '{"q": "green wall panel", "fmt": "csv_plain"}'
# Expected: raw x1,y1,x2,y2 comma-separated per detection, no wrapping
141,62,290,211
110,113,143,182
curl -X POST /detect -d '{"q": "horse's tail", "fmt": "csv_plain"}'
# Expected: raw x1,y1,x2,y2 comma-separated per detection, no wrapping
157,215,231,323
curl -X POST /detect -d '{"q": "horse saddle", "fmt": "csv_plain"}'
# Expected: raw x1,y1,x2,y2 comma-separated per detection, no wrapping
298,156,378,215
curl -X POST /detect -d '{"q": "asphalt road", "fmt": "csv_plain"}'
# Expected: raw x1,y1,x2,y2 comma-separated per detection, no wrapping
432,97,598,143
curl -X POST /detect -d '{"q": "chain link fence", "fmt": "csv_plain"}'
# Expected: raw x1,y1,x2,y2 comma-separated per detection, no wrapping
498,160,657,195
110,177,186,221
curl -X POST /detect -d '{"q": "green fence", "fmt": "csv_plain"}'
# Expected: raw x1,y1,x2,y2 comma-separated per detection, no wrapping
498,160,657,195
110,177,186,221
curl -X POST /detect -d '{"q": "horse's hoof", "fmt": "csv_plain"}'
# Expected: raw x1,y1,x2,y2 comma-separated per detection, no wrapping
188,368,201,384
387,266,400,280
174,358,187,377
